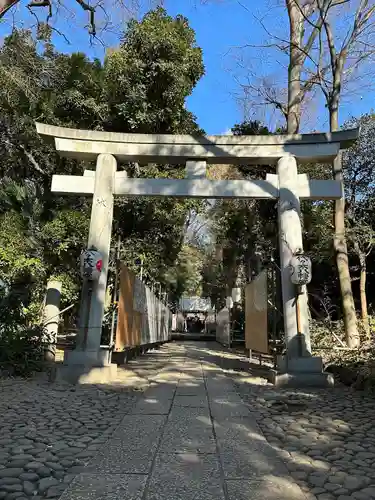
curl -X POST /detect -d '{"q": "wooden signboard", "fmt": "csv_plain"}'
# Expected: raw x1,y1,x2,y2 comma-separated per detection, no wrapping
245,270,268,354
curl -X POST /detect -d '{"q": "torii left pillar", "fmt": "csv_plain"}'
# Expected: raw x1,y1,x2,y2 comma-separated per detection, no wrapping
59,154,118,384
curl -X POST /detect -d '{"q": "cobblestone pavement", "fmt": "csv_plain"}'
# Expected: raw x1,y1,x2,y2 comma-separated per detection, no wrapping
233,374,375,499
1,342,375,500
0,374,141,500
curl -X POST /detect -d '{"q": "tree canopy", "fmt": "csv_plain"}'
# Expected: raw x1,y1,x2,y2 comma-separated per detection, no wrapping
0,8,205,330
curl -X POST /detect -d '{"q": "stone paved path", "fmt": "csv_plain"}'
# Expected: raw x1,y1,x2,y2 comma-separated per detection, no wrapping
1,342,375,500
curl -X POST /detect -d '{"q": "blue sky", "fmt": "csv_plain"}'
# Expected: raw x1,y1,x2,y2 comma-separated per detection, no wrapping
0,0,372,134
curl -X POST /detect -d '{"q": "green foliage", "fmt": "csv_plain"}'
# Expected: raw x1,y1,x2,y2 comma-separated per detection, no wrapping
104,8,204,134
41,210,89,306
302,201,334,262
114,162,204,296
0,323,48,377
343,115,375,263
232,120,270,136
0,279,49,376
164,245,204,303
202,116,375,332
43,52,107,130
201,246,227,310
201,121,278,307
301,116,375,322
0,9,206,363
0,210,46,321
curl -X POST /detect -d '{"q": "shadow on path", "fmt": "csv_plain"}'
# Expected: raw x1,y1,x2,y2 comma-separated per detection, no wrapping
59,341,311,500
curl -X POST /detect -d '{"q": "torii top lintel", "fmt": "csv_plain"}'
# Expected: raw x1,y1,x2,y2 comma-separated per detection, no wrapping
35,123,359,165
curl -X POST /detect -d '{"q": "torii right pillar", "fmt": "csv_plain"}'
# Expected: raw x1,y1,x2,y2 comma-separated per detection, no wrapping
271,154,334,387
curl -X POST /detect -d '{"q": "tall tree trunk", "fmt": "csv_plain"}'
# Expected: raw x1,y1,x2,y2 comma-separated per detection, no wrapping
286,0,304,134
330,103,360,347
357,249,370,339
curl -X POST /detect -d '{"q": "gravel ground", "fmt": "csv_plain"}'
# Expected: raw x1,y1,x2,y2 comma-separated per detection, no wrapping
2,343,375,500
0,377,140,500
232,374,375,500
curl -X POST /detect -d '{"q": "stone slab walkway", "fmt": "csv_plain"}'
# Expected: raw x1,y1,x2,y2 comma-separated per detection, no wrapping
2,342,375,500
61,343,308,500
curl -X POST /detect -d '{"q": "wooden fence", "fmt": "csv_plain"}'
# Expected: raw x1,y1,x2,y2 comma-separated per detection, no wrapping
115,264,171,351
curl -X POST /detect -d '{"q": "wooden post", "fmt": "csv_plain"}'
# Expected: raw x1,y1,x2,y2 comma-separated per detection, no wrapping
296,290,303,357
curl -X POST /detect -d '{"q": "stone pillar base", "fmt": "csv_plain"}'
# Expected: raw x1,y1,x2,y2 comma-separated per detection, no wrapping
268,370,334,388
269,355,334,388
63,347,112,367
50,363,118,385
47,347,117,384
276,355,323,373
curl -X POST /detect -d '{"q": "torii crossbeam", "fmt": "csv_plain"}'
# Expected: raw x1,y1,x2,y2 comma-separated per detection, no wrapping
52,170,342,200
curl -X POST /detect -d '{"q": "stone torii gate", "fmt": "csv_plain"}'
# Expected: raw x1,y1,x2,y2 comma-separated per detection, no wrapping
36,122,359,386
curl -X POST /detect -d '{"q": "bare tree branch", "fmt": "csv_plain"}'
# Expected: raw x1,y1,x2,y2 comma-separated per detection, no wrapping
0,0,131,37
19,144,45,174
255,12,321,67
0,0,21,18
74,0,96,35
